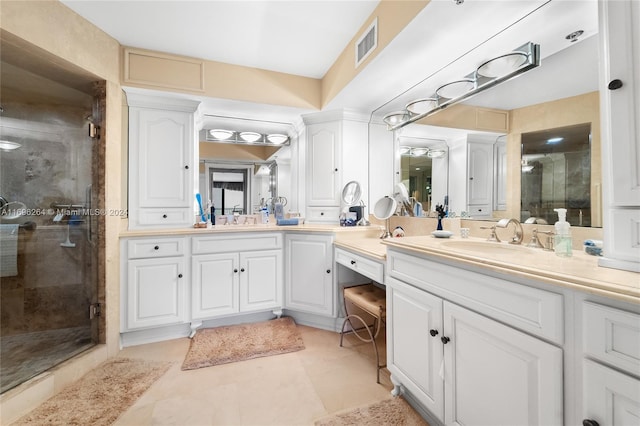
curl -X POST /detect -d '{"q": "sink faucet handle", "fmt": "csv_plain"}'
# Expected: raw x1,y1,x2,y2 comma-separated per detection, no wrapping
480,225,501,242
527,228,545,248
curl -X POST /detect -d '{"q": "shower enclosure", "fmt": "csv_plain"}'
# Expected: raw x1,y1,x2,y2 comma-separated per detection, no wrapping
0,63,105,393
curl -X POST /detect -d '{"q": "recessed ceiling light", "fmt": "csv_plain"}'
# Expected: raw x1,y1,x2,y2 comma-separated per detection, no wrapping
565,30,584,43
546,137,564,144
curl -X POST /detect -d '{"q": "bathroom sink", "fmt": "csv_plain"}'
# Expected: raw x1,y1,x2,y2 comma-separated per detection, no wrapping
441,240,534,256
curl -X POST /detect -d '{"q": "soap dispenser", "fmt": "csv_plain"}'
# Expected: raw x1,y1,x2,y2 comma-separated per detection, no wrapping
553,208,572,257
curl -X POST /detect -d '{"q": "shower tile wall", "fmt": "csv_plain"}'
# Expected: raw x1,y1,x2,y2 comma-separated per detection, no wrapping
0,101,96,337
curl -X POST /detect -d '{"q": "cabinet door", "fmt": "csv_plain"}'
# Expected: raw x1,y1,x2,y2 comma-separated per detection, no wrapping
192,253,239,319
127,257,186,330
583,359,640,426
133,108,193,208
443,302,563,426
239,250,282,312
307,122,341,206
494,140,507,211
387,277,445,421
284,234,333,316
467,141,493,207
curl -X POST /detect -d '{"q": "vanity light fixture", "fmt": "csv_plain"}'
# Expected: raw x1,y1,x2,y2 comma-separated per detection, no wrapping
427,149,446,158
0,140,21,151
399,146,411,155
385,42,540,131
383,111,410,127
266,133,288,145
406,98,438,115
209,129,234,140
410,147,429,156
239,131,262,143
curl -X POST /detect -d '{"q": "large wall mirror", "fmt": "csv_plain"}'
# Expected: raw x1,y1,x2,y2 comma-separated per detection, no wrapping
369,1,601,227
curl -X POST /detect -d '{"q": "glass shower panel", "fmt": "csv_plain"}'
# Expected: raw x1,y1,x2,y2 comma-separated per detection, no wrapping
0,99,100,394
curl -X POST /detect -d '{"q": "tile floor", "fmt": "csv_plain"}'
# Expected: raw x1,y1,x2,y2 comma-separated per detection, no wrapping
114,324,394,425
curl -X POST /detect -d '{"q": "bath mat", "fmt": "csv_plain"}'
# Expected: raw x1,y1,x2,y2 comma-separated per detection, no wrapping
181,317,305,370
314,397,429,426
12,357,171,426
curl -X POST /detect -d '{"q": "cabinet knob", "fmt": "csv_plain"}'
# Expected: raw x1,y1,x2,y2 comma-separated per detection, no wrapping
583,420,600,426
320,212,324,216
240,268,245,272
326,269,331,274
334,168,338,172
608,79,623,90
469,177,474,180
184,165,189,169
350,260,356,265
430,329,439,337
162,214,167,218
441,336,450,344
233,268,238,273
178,273,183,278
154,245,159,250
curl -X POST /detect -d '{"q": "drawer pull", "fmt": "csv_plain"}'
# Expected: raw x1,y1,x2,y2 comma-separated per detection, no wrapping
233,269,238,273
430,329,439,337
154,246,159,250
178,274,183,278
240,268,245,272
350,260,356,265
326,269,331,274
583,420,599,426
441,336,450,344
184,165,189,169
162,214,167,218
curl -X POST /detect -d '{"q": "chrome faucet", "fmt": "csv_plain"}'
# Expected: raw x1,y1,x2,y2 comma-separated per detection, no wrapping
480,225,501,242
495,218,524,245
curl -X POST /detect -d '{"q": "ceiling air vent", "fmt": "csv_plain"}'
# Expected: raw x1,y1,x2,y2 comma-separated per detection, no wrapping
355,18,378,68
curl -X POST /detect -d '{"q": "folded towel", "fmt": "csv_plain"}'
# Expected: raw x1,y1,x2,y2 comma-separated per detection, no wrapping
0,224,19,277
276,218,299,226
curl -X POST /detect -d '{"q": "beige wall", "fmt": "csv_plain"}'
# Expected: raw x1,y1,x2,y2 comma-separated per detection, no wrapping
321,0,429,108
507,91,601,225
199,142,280,162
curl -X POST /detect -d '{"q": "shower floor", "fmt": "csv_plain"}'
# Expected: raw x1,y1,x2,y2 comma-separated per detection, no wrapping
0,326,94,394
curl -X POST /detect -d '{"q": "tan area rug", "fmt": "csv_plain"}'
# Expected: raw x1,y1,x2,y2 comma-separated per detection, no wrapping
315,397,429,426
181,317,305,371
12,357,171,426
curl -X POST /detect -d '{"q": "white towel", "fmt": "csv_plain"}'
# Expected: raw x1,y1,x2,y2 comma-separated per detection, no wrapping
0,224,19,277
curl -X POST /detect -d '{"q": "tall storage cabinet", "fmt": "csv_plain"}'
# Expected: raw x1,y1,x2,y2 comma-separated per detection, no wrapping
302,110,369,224
598,0,640,272
127,92,200,230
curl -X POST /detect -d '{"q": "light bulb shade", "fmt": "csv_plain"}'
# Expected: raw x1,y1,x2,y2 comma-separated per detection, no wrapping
0,140,21,151
399,146,411,155
406,98,438,115
209,129,234,140
427,149,446,158
266,133,288,144
476,51,529,78
383,111,410,127
411,147,428,156
239,131,262,143
435,79,476,99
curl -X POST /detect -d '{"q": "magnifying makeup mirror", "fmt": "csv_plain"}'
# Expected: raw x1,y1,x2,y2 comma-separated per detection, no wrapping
373,196,397,239
341,181,362,205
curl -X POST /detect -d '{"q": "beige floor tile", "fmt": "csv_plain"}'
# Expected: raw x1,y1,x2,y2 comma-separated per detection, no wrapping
112,325,395,425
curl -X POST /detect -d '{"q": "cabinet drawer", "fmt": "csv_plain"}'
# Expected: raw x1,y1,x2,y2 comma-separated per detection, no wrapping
467,205,491,218
127,237,185,259
192,232,282,254
306,206,340,223
387,250,564,344
335,248,384,283
137,208,192,226
584,302,640,374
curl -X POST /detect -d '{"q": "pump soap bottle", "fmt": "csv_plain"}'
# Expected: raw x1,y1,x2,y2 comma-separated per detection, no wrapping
553,208,572,257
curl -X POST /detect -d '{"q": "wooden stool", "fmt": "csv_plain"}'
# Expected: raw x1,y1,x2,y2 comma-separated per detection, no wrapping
339,283,386,383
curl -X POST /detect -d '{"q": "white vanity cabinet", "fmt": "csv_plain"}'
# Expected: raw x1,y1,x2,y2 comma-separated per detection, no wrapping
582,302,640,425
386,249,564,425
302,110,369,223
126,92,200,230
191,233,283,324
122,237,188,331
598,0,640,272
284,233,334,316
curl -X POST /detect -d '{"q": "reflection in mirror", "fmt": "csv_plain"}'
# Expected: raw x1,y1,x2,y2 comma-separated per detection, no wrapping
521,123,591,227
211,168,249,215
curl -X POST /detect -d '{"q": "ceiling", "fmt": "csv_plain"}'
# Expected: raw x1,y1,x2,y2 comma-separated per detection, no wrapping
60,0,379,79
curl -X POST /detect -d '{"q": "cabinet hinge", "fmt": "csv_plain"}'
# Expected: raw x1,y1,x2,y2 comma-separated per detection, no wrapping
89,303,102,319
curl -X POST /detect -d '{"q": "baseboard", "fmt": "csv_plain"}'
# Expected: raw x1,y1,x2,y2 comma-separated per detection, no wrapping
284,309,341,332
401,389,443,426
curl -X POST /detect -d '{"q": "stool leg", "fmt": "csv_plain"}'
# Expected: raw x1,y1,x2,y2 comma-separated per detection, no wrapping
339,313,382,384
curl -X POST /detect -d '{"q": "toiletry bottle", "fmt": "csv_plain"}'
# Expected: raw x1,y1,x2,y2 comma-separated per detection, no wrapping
553,208,572,257
261,207,269,224
210,204,215,226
